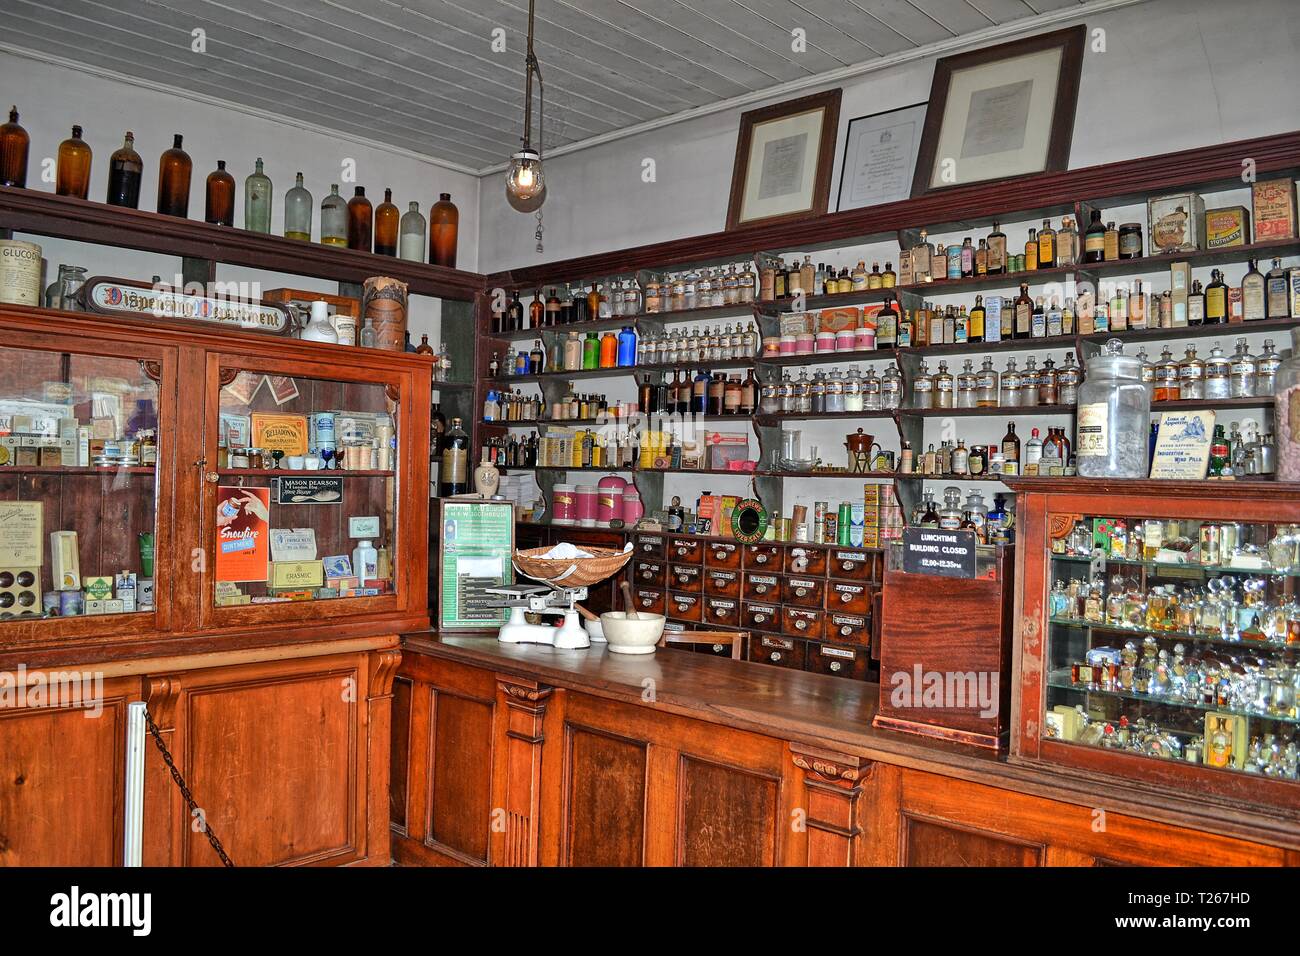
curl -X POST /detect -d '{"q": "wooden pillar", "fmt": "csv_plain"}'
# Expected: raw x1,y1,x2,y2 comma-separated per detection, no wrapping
365,648,401,865
789,743,874,866
491,675,554,866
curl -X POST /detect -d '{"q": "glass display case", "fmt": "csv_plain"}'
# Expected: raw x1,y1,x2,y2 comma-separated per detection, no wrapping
1012,479,1300,811
0,337,169,640
205,357,406,624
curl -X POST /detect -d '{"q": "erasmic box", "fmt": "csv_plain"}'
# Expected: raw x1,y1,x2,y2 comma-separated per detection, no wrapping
1147,193,1205,253
1251,178,1297,242
271,560,325,590
1204,206,1250,248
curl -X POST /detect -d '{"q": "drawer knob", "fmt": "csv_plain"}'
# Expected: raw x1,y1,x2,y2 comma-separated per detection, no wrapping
840,625,852,637
713,551,726,561
830,661,842,672
795,587,808,597
754,613,767,624
795,619,807,630
712,644,724,653
641,570,653,579
755,584,768,594
769,652,782,662
840,592,851,603
756,554,768,564
841,561,857,571
677,547,687,556
641,598,653,607
792,558,808,572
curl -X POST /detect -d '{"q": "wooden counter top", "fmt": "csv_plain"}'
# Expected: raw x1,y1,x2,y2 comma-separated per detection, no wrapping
402,632,1300,851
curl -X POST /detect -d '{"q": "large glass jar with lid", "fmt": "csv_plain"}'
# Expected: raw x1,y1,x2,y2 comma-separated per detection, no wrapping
1076,338,1150,478
1274,327,1300,479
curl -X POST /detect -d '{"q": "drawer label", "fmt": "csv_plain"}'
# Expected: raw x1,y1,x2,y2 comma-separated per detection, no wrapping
820,646,856,659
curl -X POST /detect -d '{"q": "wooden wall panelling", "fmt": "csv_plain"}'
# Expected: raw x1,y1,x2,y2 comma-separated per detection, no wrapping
0,675,138,866
894,768,1286,867
365,648,402,865
390,652,498,866
787,743,874,866
492,675,556,867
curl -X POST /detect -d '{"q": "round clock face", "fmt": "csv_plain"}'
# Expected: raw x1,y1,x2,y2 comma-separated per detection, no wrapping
731,498,768,543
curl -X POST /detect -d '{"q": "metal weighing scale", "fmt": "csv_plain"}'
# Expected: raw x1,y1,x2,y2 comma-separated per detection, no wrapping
485,582,594,649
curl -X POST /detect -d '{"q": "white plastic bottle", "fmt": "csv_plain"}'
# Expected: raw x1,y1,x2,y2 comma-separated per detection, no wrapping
352,539,378,583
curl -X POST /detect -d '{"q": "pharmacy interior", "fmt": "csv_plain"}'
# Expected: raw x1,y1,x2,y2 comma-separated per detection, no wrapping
1,0,1300,870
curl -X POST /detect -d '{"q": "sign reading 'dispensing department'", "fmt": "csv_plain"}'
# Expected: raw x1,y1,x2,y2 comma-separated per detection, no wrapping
902,528,977,579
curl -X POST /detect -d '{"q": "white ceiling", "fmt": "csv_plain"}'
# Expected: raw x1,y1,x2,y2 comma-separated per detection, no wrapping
1,0,1099,172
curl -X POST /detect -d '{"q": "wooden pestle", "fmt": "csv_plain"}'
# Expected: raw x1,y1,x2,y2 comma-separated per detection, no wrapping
619,580,640,620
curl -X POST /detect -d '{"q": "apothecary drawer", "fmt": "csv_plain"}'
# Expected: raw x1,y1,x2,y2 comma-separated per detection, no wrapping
668,563,703,592
828,548,878,581
696,628,744,658
742,544,782,570
631,587,665,616
669,536,704,564
826,580,871,614
634,533,667,558
741,572,783,603
784,576,824,609
705,541,741,569
666,591,703,622
748,634,804,670
784,545,826,576
703,568,741,598
781,605,825,640
632,559,667,588
703,596,740,626
806,641,871,680
824,610,870,645
741,601,780,633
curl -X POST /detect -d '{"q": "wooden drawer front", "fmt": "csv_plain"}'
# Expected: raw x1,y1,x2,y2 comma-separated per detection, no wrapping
634,534,667,558
703,596,740,626
827,580,871,614
669,563,703,593
749,634,804,669
784,576,824,609
667,591,703,622
743,544,782,570
741,601,780,633
807,642,871,680
632,559,667,588
669,537,704,564
829,548,876,581
695,629,742,658
782,605,825,640
704,568,741,598
826,610,870,645
741,572,783,603
784,545,827,576
705,541,741,569
632,587,666,615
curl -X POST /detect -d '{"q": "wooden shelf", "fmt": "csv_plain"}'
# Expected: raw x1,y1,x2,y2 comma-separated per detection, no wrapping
486,302,762,341
1082,315,1300,346
0,185,483,301
902,404,1075,418
1078,238,1300,280
217,468,395,477
0,465,156,475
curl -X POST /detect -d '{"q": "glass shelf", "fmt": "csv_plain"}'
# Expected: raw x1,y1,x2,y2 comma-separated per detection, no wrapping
1050,616,1297,652
1047,668,1300,728
1052,553,1300,578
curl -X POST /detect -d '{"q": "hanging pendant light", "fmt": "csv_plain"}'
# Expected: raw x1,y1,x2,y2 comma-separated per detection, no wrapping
506,0,546,213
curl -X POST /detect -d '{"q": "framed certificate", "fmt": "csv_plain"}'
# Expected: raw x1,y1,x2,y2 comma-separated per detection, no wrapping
912,26,1085,196
836,103,927,211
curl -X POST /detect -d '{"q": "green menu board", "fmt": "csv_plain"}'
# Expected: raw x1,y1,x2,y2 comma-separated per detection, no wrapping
439,499,515,630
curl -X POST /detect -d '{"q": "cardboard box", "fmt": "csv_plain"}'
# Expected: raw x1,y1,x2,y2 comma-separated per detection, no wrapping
251,413,309,457
1169,261,1191,327
1148,192,1205,253
1204,205,1250,248
1252,178,1296,242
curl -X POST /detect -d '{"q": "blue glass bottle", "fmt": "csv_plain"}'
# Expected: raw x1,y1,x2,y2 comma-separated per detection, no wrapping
616,326,637,367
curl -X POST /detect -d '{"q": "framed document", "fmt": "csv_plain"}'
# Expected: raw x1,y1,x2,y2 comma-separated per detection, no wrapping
912,26,1085,197
836,103,926,211
726,89,841,231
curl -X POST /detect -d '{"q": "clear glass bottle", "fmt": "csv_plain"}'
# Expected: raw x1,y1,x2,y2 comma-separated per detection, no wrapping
244,157,272,233
1000,357,1021,407
976,356,999,407
106,131,143,208
933,360,955,409
1229,338,1257,398
1204,342,1231,400
1076,339,1150,478
399,202,426,262
956,359,978,409
55,125,92,199
1153,346,1180,402
320,184,348,247
1256,338,1282,396
284,171,313,240
1058,352,1081,405
912,359,933,409
1177,345,1205,400
881,363,903,410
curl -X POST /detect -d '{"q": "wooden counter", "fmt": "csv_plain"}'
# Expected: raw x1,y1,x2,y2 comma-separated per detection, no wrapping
393,633,1300,867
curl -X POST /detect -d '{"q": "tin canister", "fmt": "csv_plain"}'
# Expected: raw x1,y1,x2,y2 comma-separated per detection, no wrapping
0,239,42,306
837,503,852,546
813,501,827,543
311,412,336,455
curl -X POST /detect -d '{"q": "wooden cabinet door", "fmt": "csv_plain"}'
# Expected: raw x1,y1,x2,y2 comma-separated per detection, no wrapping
547,692,799,867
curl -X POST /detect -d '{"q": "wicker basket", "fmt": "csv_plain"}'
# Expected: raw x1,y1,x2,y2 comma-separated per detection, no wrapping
513,545,632,588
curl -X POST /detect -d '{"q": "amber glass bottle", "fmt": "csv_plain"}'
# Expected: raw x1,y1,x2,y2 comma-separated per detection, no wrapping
347,186,373,252
0,106,30,187
204,160,236,226
374,187,399,256
157,134,193,217
56,126,92,199
106,131,142,208
429,192,458,268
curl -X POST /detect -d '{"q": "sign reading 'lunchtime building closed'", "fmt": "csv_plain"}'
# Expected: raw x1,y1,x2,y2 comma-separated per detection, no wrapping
901,528,977,579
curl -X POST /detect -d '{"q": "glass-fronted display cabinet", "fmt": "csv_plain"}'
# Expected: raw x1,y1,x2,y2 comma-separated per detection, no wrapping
1012,478,1300,811
202,353,416,628
0,335,171,643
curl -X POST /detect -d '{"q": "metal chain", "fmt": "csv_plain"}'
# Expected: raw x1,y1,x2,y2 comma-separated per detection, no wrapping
144,708,235,867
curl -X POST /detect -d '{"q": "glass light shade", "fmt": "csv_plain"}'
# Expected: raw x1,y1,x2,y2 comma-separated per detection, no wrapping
505,148,546,212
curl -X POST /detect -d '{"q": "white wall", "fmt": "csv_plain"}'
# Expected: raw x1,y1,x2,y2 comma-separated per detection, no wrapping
0,48,482,347
477,0,1300,273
